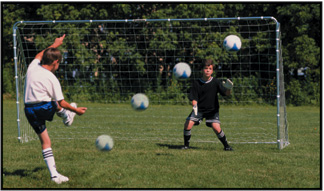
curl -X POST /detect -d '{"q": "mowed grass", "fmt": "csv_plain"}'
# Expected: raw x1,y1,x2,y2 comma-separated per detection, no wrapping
2,100,321,189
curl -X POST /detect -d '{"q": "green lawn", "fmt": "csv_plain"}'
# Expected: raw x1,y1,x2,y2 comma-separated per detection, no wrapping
2,100,321,189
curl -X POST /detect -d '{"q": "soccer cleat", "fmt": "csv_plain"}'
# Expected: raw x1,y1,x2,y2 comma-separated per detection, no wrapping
63,102,77,126
51,174,69,184
224,146,233,151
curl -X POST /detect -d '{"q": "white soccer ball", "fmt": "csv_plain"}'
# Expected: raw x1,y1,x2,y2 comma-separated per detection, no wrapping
173,62,192,79
223,35,242,51
96,135,114,151
131,93,149,111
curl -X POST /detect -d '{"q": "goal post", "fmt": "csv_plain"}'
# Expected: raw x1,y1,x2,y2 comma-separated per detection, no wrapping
13,17,289,149
13,25,39,143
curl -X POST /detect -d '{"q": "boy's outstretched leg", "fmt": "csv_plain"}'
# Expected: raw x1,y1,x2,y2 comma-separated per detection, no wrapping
211,123,233,151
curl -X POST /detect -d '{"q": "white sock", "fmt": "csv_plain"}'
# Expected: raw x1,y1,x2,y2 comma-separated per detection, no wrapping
42,148,59,178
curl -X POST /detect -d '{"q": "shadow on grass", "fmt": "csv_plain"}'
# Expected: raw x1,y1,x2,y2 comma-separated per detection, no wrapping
156,143,199,150
3,167,45,177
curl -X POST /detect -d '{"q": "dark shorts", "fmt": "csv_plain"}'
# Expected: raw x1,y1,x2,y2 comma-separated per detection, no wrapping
24,101,58,134
186,111,221,127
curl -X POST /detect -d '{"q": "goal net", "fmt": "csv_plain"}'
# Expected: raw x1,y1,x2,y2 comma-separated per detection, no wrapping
13,17,289,149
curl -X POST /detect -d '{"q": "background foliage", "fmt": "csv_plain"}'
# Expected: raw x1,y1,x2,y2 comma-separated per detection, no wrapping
2,3,321,106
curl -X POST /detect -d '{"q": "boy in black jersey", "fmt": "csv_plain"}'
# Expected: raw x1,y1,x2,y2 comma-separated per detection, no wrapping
183,59,233,151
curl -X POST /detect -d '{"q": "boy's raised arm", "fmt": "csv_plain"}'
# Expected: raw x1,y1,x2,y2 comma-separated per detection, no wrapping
35,34,66,61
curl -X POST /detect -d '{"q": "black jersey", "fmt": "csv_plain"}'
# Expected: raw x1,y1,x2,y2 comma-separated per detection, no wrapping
189,77,227,113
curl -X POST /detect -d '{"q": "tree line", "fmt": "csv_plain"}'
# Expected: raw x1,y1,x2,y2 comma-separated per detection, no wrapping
2,3,321,106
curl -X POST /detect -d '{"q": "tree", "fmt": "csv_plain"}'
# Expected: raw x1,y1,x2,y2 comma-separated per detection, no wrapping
276,3,320,105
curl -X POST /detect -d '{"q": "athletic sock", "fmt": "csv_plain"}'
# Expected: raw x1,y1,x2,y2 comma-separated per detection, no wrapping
216,130,229,148
184,130,191,147
42,148,59,178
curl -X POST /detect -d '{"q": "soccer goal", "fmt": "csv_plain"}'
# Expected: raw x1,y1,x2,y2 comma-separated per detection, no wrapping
13,17,289,149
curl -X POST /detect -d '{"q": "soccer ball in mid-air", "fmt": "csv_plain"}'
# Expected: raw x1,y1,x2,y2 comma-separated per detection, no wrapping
223,35,242,51
96,135,114,151
173,62,192,79
131,93,149,111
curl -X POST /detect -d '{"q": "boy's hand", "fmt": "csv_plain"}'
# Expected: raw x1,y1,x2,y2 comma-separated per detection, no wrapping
193,104,198,116
223,79,233,90
75,107,87,115
35,34,66,60
52,34,66,48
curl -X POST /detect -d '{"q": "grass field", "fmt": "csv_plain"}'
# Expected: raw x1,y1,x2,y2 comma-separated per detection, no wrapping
2,100,321,189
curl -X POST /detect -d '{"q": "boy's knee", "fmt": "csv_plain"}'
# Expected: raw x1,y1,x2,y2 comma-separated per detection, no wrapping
185,120,202,131
184,120,196,130
184,120,190,130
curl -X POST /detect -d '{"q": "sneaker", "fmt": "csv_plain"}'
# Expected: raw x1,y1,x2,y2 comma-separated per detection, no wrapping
63,102,77,126
51,174,69,184
56,110,65,118
224,146,233,151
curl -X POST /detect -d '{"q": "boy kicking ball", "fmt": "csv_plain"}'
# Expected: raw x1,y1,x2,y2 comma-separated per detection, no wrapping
183,59,233,151
24,34,87,184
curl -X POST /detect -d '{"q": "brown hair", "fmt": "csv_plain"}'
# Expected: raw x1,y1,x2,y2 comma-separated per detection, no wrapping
200,59,214,70
41,48,62,65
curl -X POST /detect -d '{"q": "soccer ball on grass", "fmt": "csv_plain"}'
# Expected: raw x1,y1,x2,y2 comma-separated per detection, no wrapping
131,93,149,111
96,135,114,151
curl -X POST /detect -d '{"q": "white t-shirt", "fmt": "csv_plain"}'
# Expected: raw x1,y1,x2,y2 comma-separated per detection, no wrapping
24,59,64,104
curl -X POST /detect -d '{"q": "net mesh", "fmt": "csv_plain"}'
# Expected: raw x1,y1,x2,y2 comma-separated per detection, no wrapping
14,18,288,148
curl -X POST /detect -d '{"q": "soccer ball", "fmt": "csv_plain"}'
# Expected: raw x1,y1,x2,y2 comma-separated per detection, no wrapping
173,62,191,79
96,135,114,151
223,35,242,51
131,93,149,111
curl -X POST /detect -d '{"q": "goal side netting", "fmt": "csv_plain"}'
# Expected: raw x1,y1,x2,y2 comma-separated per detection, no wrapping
13,17,289,149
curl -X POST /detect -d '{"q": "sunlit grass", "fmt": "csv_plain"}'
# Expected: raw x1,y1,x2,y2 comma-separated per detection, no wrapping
2,100,320,189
